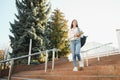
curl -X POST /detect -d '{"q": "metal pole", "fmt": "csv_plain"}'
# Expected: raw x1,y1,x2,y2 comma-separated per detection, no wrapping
28,39,32,65
86,58,88,66
116,29,120,53
8,60,14,80
56,50,58,60
97,56,100,61
52,49,55,70
45,50,48,72
85,52,89,66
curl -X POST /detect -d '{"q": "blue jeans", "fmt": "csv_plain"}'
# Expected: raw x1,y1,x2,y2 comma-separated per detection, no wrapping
70,39,81,67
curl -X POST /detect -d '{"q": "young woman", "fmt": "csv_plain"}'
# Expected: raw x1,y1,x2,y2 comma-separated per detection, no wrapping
68,19,84,71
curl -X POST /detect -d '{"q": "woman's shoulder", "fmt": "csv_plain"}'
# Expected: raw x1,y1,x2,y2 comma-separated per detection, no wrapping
78,27,81,29
68,27,72,30
68,28,72,32
78,27,83,31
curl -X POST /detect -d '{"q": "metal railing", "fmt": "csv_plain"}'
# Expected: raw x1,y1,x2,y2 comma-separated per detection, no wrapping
0,48,59,80
81,42,119,66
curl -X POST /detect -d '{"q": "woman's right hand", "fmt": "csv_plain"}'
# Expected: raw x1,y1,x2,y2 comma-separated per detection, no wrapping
74,33,80,37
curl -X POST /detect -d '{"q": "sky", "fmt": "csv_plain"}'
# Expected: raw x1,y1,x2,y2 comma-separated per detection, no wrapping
0,0,120,49
0,0,17,49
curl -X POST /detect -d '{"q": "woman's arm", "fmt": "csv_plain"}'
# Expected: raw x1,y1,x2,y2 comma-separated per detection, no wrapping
78,28,84,37
68,29,74,40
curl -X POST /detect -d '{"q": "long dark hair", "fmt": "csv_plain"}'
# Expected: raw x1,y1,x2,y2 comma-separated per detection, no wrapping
70,19,78,29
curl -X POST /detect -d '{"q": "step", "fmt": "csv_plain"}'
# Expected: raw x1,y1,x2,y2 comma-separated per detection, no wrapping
10,54,120,80
0,78,7,80
13,64,120,77
11,77,45,80
12,69,120,80
12,75,120,80
13,70,120,77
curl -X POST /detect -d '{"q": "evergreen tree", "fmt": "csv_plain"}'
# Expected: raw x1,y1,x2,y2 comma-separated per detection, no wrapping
9,0,51,62
45,9,70,57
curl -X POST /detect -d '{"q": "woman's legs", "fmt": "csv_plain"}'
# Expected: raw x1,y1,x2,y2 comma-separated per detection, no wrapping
75,39,81,61
70,40,77,67
70,39,81,67
75,40,84,68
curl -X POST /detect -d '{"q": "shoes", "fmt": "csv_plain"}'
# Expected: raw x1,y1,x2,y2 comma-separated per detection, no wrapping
79,61,84,71
79,67,83,71
73,67,78,71
73,61,84,71
79,61,84,67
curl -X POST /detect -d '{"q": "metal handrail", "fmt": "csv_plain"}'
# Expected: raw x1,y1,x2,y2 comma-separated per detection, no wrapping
0,51,41,63
0,48,59,63
81,42,113,53
81,42,115,66
0,48,59,80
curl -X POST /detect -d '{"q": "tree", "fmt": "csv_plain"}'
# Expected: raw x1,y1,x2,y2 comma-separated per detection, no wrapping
0,50,4,61
9,0,51,63
45,9,70,57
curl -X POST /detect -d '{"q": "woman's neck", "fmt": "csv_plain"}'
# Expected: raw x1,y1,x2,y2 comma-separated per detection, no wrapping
73,26,77,29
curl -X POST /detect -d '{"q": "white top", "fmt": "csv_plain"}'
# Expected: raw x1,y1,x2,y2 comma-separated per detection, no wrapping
68,27,82,41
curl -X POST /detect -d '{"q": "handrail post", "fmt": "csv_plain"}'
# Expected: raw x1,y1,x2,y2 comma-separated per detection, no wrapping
8,59,14,80
52,49,55,71
86,58,88,66
56,50,58,60
85,52,89,66
116,29,120,53
97,55,100,61
45,50,48,72
28,39,32,65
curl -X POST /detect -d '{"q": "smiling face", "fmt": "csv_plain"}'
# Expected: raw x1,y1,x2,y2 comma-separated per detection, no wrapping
71,19,78,29
72,20,77,27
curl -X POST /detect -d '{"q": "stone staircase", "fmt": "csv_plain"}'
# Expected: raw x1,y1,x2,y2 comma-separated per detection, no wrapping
10,53,120,80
